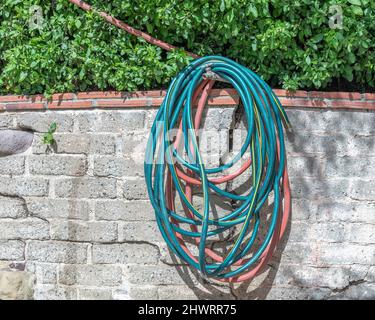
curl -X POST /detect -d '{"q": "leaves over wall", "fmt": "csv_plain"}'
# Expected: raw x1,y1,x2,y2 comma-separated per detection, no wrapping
0,0,373,96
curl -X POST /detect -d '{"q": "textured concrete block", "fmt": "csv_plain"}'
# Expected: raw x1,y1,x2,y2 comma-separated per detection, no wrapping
59,265,122,286
128,286,158,300
55,177,117,199
290,177,349,200
33,284,77,300
0,218,49,240
0,195,27,218
27,198,91,220
26,263,57,284
349,180,375,201
119,221,163,242
95,200,154,221
329,283,375,300
287,155,325,177
78,288,113,300
0,114,14,128
126,264,199,286
0,240,25,260
286,109,375,135
274,265,350,290
94,156,143,177
0,156,25,175
0,130,33,156
92,243,159,264
50,220,117,242
16,113,74,132
314,201,375,223
123,179,148,200
0,177,48,197
122,131,148,161
27,241,88,263
349,224,375,243
34,134,116,155
326,156,375,178
75,111,100,133
100,111,146,132
318,243,375,265
309,222,349,243
286,132,348,155
28,155,87,176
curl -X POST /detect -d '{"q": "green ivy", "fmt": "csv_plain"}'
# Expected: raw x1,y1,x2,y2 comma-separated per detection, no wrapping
0,0,373,95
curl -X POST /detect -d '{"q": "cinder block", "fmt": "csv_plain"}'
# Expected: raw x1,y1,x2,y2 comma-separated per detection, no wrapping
27,198,91,220
25,263,57,284
78,288,113,300
16,113,74,132
314,201,375,223
326,156,375,178
50,220,118,242
55,177,117,199
28,155,87,176
0,218,49,240
0,156,25,175
100,111,146,132
94,156,143,177
126,264,200,286
0,240,25,260
95,200,155,221
287,155,325,177
33,284,77,300
349,179,375,201
0,195,27,218
123,179,148,200
290,177,349,200
349,224,375,243
59,264,122,286
318,243,375,265
27,241,88,263
33,134,116,155
128,286,158,300
92,243,159,264
0,177,48,197
119,221,163,242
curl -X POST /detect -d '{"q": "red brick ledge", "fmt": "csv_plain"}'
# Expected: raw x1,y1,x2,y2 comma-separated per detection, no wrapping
0,89,374,112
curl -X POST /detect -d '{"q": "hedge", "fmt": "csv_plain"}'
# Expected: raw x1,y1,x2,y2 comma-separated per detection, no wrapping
0,0,374,96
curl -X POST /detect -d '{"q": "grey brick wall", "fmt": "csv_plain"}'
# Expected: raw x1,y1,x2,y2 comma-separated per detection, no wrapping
0,107,374,300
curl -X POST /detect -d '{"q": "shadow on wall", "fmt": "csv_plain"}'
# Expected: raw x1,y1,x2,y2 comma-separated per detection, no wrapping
162,107,375,299
164,197,292,300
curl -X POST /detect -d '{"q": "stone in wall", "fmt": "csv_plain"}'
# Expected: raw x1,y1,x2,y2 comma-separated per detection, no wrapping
0,262,34,300
0,129,33,156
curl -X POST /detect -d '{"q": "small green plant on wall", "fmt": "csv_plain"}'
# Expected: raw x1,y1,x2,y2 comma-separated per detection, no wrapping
42,122,57,148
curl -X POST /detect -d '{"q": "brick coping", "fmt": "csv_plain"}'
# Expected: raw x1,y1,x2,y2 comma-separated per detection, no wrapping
0,89,374,112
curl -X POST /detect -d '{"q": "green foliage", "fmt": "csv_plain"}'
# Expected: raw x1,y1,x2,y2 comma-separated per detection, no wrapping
0,0,373,94
42,122,57,145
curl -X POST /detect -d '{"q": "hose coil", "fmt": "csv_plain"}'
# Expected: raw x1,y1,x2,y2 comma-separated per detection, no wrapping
145,56,291,282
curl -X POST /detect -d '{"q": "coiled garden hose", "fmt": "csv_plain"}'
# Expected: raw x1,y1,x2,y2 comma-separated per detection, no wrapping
68,0,291,282
145,56,291,282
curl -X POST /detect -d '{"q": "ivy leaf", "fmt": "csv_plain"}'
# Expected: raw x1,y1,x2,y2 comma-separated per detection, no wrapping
19,72,28,82
349,0,362,5
352,6,363,15
220,0,225,12
49,122,57,133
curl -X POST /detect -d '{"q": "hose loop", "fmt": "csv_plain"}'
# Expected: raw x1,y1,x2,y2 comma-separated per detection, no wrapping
145,55,291,282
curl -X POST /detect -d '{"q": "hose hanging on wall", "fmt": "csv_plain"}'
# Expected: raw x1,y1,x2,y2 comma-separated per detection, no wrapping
68,0,291,282
145,56,291,282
